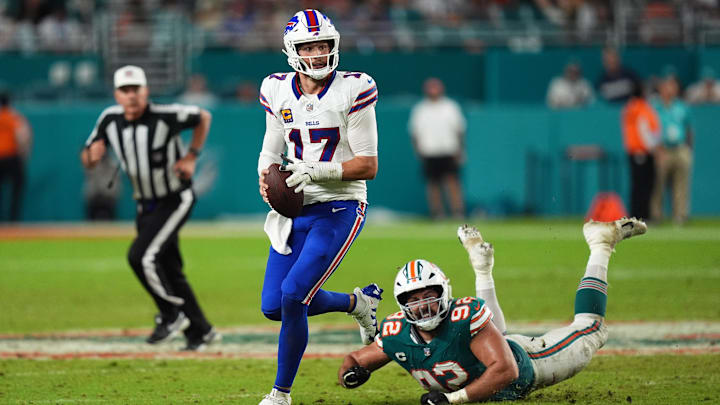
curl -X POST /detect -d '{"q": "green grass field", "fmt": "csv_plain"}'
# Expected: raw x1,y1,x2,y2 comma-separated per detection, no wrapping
2,355,719,404
1,219,719,404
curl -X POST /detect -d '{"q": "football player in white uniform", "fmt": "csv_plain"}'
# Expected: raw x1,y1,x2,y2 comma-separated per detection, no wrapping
256,9,382,405
338,218,647,404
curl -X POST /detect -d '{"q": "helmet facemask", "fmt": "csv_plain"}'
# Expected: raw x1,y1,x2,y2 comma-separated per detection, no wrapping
398,286,450,331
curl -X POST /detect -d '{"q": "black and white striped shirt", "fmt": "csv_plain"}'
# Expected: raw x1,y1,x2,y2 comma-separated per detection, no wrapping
85,103,201,201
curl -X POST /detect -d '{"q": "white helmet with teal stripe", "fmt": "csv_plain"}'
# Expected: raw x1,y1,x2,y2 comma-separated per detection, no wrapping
394,259,452,331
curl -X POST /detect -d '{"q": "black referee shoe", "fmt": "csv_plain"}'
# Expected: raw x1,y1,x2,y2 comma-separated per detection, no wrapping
146,312,190,344
182,328,222,351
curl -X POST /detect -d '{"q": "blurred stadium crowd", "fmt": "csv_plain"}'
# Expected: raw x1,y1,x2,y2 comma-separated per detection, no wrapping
2,0,720,53
2,0,720,102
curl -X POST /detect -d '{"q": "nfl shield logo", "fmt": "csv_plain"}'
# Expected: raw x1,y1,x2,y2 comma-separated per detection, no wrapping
306,103,314,112
424,347,431,357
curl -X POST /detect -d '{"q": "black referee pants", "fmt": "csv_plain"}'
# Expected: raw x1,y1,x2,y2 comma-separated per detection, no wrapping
127,188,212,339
0,156,24,222
628,153,655,221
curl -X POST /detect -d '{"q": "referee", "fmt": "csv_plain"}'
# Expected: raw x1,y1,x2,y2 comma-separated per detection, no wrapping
80,65,218,351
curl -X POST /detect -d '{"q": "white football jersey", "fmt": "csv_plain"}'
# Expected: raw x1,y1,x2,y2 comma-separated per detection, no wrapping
257,70,379,205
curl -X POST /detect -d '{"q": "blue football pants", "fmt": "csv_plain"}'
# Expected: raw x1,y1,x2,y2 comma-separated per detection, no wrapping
261,200,367,392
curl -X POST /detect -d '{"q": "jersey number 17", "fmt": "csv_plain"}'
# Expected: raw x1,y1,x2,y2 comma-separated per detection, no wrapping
288,127,340,161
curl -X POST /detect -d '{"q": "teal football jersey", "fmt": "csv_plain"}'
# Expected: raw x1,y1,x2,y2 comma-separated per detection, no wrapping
377,297,534,401
651,97,692,146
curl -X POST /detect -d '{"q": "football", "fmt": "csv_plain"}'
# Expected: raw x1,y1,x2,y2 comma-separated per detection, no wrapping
265,163,304,218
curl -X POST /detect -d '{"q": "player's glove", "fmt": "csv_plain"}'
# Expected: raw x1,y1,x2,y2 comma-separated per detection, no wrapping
341,365,371,389
420,391,450,405
285,160,343,193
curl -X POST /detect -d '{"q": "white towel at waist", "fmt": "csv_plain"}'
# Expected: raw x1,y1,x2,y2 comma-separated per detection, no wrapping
263,210,293,255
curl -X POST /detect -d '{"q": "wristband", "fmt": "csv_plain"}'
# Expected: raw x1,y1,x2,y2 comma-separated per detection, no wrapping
189,147,201,157
318,161,343,181
445,388,469,404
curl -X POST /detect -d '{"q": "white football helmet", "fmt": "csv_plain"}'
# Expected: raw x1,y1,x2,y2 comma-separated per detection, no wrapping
282,9,340,80
394,259,452,331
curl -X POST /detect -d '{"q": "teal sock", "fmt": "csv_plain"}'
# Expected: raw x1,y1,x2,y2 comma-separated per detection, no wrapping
574,277,607,316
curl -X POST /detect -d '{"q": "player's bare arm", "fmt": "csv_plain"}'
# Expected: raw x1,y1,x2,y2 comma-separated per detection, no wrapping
81,140,106,169
461,320,519,402
341,155,377,180
338,341,391,388
174,108,212,180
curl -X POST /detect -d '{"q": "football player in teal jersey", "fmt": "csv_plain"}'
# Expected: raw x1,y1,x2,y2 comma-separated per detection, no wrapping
338,218,647,404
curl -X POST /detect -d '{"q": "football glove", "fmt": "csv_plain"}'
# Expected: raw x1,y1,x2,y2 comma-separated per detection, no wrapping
420,391,450,405
341,366,371,389
285,161,343,193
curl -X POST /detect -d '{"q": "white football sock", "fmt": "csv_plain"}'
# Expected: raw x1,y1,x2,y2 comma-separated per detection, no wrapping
585,249,610,283
476,284,507,335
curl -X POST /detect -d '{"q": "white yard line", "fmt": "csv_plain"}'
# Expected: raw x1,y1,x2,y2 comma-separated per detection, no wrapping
1,321,718,359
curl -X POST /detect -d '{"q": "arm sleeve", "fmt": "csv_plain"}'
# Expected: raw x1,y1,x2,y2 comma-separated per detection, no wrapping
257,77,286,174
347,104,378,157
257,111,286,175
173,104,202,131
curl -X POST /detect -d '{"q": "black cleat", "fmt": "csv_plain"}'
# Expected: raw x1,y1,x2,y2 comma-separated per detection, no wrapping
182,327,222,351
146,312,190,344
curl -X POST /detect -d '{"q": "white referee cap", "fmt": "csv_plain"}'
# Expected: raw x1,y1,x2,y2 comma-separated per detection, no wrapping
114,65,147,88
